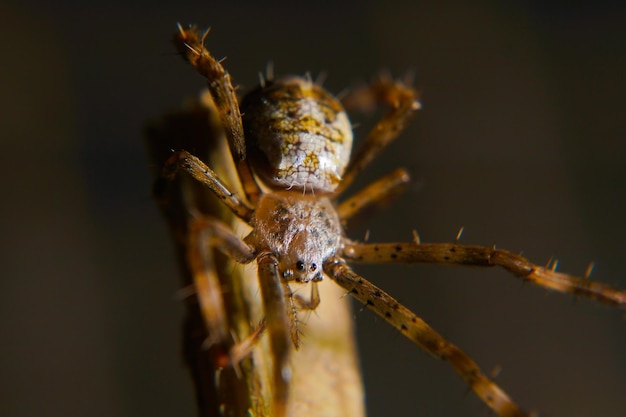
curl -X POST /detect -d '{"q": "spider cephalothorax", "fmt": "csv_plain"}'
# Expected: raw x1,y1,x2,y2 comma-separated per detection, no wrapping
245,191,341,283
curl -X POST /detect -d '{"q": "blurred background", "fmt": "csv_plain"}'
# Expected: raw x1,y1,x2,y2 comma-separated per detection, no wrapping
1,1,625,416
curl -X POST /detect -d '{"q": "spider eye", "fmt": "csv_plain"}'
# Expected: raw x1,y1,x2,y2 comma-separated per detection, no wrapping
310,263,317,272
296,260,305,271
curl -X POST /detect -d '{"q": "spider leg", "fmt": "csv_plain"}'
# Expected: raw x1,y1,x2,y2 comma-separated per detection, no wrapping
187,215,256,362
257,252,292,417
335,75,420,195
158,150,254,221
337,167,410,224
174,24,262,204
229,320,267,365
324,257,529,417
342,242,626,307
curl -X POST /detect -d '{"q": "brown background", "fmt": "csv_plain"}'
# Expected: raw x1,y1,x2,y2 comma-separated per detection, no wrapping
1,1,625,416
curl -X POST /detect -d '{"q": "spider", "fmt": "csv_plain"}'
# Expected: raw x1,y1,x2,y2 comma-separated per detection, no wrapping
155,24,625,417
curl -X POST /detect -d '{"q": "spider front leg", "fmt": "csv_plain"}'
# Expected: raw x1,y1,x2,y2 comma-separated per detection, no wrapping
324,257,528,417
256,257,325,417
342,242,626,307
174,24,262,204
335,75,420,195
256,252,292,417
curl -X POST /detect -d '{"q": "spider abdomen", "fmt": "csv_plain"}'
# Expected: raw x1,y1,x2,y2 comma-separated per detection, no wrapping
241,76,353,193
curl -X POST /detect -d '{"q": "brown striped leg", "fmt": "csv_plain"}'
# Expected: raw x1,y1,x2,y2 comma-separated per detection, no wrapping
229,320,267,365
174,24,262,204
324,257,529,417
337,167,410,223
335,75,420,195
159,150,254,221
342,242,626,307
187,215,256,365
257,252,292,417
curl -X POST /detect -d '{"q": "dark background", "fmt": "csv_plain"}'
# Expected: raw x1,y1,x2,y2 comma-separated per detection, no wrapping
1,1,625,416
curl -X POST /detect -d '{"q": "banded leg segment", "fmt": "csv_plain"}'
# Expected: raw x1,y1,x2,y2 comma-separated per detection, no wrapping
336,75,420,195
174,25,262,204
160,150,254,221
187,215,256,359
324,257,528,417
257,253,292,417
342,242,626,307
337,168,410,223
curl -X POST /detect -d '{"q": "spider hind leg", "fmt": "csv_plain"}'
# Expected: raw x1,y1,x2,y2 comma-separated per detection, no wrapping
336,75,420,195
